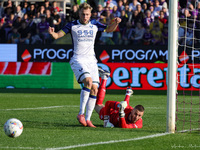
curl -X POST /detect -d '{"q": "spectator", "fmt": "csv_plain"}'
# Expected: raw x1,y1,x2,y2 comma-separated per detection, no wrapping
0,2,5,19
130,10,139,27
183,8,192,19
0,22,6,43
124,4,132,19
27,4,36,18
22,13,29,23
143,26,153,45
4,13,14,40
154,0,162,14
142,2,148,13
129,0,141,11
136,4,145,23
44,0,51,11
91,9,98,20
130,21,145,44
148,0,154,7
117,0,124,12
37,15,50,44
14,5,24,19
149,5,159,17
122,0,129,6
33,12,41,24
27,16,42,44
20,0,30,10
138,0,146,5
120,21,133,45
149,16,163,31
97,4,104,21
103,1,113,14
112,6,121,18
46,9,54,27
162,26,168,45
21,2,29,14
87,0,99,11
159,11,167,24
143,10,153,27
197,2,200,11
188,3,198,19
99,9,114,45
119,9,129,32
50,1,60,14
160,0,168,9
161,5,169,18
70,4,79,21
104,0,117,8
27,16,37,36
185,21,194,46
195,13,200,44
151,25,163,45
38,5,46,17
13,16,22,30
10,27,20,43
4,0,15,16
18,21,31,44
178,21,186,45
52,9,61,32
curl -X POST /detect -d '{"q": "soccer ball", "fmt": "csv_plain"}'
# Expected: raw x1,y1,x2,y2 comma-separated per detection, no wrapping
4,118,23,138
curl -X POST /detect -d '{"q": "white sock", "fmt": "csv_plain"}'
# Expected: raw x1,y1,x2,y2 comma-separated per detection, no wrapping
79,87,90,115
85,95,97,121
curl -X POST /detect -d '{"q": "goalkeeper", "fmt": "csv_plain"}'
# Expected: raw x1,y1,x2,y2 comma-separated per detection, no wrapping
95,68,144,128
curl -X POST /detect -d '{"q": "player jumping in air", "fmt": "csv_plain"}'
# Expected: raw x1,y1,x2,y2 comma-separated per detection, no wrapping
48,3,121,128
95,68,144,128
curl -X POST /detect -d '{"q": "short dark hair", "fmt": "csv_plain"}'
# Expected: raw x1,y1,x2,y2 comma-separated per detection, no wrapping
134,105,145,112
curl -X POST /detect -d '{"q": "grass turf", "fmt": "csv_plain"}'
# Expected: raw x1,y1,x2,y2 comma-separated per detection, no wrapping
0,90,199,150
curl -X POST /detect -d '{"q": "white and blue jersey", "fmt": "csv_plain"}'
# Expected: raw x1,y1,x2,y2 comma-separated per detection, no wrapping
62,19,107,83
61,19,107,59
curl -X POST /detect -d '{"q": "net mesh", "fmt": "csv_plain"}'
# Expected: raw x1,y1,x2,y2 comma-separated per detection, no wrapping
176,0,200,132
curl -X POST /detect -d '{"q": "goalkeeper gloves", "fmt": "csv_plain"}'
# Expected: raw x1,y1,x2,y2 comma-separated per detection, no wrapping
103,115,114,128
117,101,127,118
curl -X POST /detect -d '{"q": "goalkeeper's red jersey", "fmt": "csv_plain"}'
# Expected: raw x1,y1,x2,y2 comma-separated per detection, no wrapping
99,101,143,128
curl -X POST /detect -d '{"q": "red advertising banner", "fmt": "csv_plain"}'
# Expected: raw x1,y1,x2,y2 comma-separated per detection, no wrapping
100,63,200,91
0,62,51,75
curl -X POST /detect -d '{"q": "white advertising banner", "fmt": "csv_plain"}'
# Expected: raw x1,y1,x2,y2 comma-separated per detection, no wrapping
0,44,17,62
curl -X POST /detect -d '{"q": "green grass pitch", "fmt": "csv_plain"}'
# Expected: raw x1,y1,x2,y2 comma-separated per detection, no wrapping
0,89,199,150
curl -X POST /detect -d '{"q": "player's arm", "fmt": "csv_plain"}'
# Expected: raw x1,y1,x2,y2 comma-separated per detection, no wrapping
119,117,143,128
105,17,121,33
48,27,65,39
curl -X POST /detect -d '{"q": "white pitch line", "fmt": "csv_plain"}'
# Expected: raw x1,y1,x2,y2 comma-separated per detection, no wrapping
0,105,79,111
0,146,42,149
45,132,171,150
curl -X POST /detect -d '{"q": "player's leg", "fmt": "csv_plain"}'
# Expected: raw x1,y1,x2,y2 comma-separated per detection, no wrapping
95,68,110,114
70,60,92,127
77,77,93,126
124,87,134,106
103,101,119,128
85,83,98,128
85,63,100,128
96,67,110,105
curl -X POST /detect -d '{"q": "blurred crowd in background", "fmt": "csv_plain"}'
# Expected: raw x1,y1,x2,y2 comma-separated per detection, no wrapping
0,0,198,46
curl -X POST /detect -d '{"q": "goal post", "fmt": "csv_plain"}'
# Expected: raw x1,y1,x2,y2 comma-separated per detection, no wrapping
166,0,178,133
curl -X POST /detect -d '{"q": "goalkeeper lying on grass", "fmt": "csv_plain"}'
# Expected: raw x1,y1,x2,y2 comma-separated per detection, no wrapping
95,68,144,128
